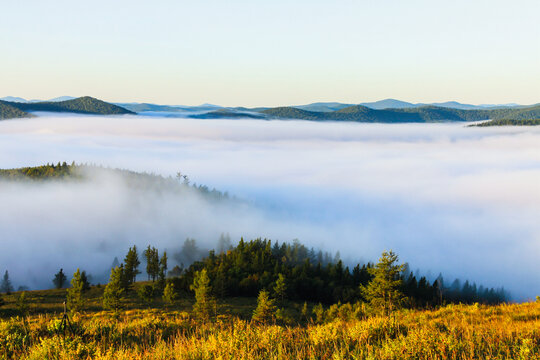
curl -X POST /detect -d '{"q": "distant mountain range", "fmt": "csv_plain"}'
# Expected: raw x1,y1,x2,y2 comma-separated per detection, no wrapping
0,96,77,103
260,104,540,123
1,95,538,123
0,96,134,120
294,99,524,112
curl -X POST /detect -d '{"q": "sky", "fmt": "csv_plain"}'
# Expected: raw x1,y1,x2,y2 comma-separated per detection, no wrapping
1,0,539,106
0,114,539,300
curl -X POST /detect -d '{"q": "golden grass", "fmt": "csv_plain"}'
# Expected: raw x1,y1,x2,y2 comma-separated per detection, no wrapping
1,302,539,359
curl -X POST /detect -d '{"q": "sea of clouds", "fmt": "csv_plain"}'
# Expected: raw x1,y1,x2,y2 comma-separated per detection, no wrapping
0,113,539,300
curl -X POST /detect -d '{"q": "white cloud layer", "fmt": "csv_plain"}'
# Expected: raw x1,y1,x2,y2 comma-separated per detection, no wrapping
0,113,539,300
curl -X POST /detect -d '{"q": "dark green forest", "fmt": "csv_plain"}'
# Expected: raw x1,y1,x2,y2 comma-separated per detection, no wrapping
471,118,540,127
261,104,540,123
167,238,507,307
0,101,35,120
0,96,133,120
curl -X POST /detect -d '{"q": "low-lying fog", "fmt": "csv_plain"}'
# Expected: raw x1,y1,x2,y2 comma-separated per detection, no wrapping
0,113,539,300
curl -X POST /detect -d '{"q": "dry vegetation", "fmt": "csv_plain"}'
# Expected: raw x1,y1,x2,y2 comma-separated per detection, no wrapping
1,288,539,360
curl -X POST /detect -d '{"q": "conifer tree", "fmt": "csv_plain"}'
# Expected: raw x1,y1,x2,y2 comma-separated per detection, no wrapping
190,269,214,321
67,268,85,313
1,270,13,294
17,291,29,317
163,281,177,304
103,266,125,314
124,245,141,285
144,246,160,281
360,250,405,315
80,271,91,292
273,273,287,303
252,290,276,324
53,269,67,289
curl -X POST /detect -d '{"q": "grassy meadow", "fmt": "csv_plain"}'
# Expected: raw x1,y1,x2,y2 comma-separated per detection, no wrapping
1,284,539,359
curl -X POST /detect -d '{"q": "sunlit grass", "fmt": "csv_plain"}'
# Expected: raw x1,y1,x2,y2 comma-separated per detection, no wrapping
1,295,539,359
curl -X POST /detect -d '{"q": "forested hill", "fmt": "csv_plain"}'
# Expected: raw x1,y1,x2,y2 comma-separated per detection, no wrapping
0,101,35,120
0,96,134,119
0,163,230,201
261,104,540,123
471,118,540,127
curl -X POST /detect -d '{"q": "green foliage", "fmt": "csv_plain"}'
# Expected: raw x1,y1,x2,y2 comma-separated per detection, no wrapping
163,281,178,304
52,269,67,289
144,246,160,281
138,284,155,306
190,269,214,321
123,245,141,288
252,290,276,324
361,250,405,315
1,271,13,294
67,269,85,313
16,292,29,317
102,266,125,313
273,273,287,302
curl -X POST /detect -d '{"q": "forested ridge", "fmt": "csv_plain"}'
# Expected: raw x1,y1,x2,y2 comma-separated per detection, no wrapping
0,101,35,120
0,163,230,201
262,103,540,123
0,96,133,120
471,118,540,127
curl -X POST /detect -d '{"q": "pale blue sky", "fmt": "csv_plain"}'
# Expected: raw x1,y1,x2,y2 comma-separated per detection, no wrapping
2,0,539,106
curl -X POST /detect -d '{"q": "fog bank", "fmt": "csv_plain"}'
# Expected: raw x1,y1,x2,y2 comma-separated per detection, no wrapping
0,114,539,300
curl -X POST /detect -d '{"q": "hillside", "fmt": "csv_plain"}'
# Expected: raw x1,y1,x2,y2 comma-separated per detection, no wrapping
1,96,134,118
190,109,266,119
0,101,34,120
471,118,540,127
261,104,540,123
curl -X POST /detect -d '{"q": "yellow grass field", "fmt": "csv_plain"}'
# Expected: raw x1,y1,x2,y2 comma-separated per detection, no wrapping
1,298,539,359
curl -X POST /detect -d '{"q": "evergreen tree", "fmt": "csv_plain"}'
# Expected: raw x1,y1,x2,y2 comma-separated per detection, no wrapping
103,266,125,314
163,281,177,304
138,284,154,306
17,291,29,317
67,268,85,313
160,251,168,277
252,290,276,324
124,245,141,285
273,273,287,303
360,250,405,315
190,269,214,321
1,270,13,294
80,271,91,292
144,246,160,281
156,251,168,294
53,269,67,289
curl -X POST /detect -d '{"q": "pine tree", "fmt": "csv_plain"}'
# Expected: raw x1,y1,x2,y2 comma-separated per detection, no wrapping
67,268,85,313
17,291,29,317
1,270,13,294
53,269,67,289
103,266,125,314
144,246,160,281
163,281,177,304
273,273,287,303
138,284,154,306
156,251,168,294
252,290,276,324
80,271,91,292
360,250,405,315
124,245,141,286
190,269,214,321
